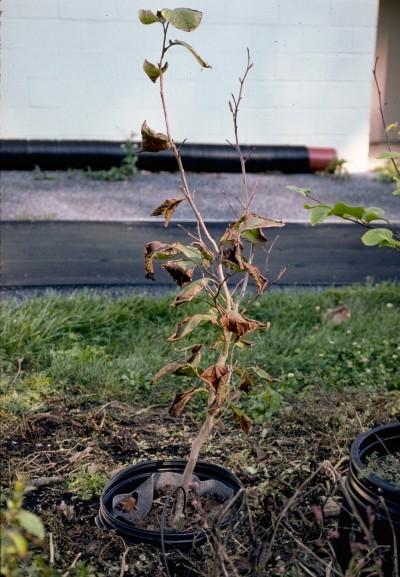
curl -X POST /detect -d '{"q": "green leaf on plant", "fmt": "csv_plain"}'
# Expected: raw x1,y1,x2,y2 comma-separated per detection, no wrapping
307,204,332,225
329,203,365,220
161,8,203,31
141,120,171,153
171,243,204,266
286,185,311,197
361,228,400,248
17,511,45,541
241,227,268,247
362,206,386,223
138,9,161,24
143,59,162,83
8,530,28,558
376,151,400,160
172,39,211,68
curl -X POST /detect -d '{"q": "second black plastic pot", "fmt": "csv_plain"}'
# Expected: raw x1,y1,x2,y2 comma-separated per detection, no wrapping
335,422,400,576
95,459,244,547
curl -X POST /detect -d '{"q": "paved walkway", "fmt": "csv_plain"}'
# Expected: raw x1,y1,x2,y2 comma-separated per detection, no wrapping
1,170,399,222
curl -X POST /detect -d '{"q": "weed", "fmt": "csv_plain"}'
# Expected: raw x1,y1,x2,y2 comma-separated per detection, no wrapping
67,466,108,501
85,138,138,181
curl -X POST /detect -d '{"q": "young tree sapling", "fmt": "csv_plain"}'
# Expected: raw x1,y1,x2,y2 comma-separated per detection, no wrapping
139,7,285,525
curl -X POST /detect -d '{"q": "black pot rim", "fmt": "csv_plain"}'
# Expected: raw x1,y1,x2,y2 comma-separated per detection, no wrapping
350,422,400,497
96,459,244,546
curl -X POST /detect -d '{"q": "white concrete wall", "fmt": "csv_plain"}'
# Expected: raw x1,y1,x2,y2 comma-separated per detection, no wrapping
1,0,379,171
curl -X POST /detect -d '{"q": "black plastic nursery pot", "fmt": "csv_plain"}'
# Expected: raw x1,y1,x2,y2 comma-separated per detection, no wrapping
335,422,400,576
95,459,244,547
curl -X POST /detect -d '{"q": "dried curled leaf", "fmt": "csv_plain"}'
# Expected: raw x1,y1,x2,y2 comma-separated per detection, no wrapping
222,213,284,247
151,197,183,227
151,361,184,383
162,261,193,287
191,241,214,265
118,495,137,513
144,241,179,281
200,364,230,392
186,343,203,367
231,405,253,434
171,39,211,68
141,120,171,153
201,364,231,412
171,278,210,307
168,313,216,341
243,261,268,293
220,311,270,338
321,305,351,326
223,235,245,271
169,387,204,417
236,213,285,232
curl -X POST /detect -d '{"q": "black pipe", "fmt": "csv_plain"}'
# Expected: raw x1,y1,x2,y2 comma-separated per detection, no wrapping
0,139,336,173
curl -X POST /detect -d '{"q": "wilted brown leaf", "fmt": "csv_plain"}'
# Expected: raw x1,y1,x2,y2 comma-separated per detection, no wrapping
151,198,184,227
231,405,253,433
187,344,203,367
243,262,268,293
162,261,193,287
169,387,203,417
151,361,184,383
141,120,171,152
119,495,137,514
239,371,252,392
200,364,230,393
168,313,216,341
236,213,284,232
321,304,351,325
172,278,210,307
220,311,269,338
191,241,213,265
144,241,179,281
59,500,75,521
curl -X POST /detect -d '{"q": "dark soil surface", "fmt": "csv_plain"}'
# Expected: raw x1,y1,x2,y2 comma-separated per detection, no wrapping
1,388,399,576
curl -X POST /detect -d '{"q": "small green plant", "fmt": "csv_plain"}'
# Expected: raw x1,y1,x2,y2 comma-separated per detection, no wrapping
289,61,400,250
319,157,349,178
86,137,138,181
68,466,108,501
139,7,285,523
1,480,45,577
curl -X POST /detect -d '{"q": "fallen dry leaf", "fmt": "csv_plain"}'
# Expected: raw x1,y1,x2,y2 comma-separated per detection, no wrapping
321,304,351,325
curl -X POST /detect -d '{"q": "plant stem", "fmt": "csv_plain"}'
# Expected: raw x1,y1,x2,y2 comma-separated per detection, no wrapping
158,26,233,310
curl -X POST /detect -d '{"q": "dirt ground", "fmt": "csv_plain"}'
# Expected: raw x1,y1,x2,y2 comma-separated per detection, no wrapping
1,388,399,576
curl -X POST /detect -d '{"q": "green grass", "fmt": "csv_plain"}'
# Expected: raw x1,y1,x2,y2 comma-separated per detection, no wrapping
1,284,399,419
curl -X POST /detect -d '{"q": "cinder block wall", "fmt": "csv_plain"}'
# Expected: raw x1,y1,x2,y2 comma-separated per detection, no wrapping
1,0,379,171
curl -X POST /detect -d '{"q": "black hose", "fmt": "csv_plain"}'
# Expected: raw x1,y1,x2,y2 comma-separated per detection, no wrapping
0,140,336,173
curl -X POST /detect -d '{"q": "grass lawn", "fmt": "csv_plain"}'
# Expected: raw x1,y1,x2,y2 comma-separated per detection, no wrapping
1,284,399,576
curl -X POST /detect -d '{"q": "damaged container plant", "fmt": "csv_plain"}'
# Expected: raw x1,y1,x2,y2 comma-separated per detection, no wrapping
96,6,285,547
